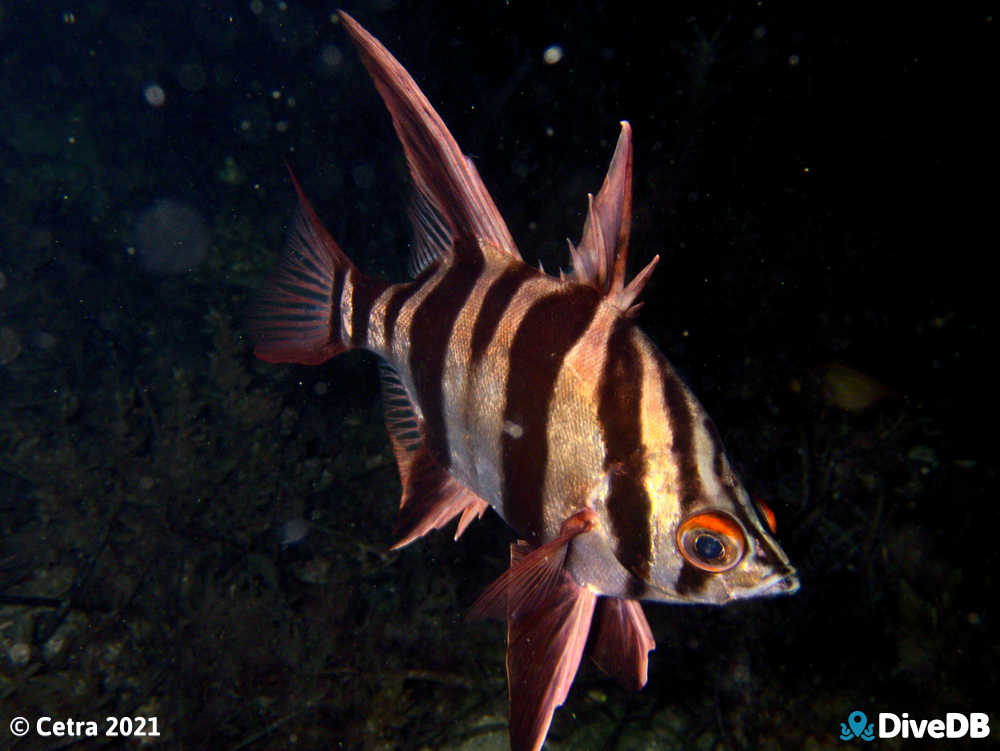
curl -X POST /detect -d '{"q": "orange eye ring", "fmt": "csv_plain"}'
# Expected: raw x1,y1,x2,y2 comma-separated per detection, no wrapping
676,511,747,572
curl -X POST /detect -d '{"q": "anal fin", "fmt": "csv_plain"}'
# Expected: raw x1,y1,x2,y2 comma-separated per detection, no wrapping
389,447,488,550
380,362,488,549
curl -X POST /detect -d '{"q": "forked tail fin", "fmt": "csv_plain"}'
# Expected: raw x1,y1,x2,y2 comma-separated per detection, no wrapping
248,169,382,365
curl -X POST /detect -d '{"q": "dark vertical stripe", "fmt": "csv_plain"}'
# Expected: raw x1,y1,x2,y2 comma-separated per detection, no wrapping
383,265,436,347
703,418,727,482
703,417,740,506
469,263,536,365
502,287,600,542
329,269,346,347
625,576,650,600
624,575,649,599
659,359,701,514
675,562,711,596
350,275,388,347
598,323,652,580
408,238,485,466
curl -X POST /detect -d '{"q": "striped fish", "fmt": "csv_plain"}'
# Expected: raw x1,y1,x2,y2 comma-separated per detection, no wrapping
249,12,799,751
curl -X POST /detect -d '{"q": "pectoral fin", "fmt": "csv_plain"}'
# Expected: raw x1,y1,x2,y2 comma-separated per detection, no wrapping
468,510,598,751
506,553,595,751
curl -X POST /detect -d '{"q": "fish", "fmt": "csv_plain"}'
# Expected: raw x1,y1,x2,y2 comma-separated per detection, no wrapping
248,11,800,751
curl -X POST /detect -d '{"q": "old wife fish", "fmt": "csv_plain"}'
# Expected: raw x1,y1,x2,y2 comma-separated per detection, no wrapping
249,12,799,751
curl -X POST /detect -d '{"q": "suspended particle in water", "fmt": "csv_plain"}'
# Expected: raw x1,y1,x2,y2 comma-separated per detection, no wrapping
133,199,210,275
0,326,21,365
177,63,207,92
278,518,310,547
143,82,166,107
319,44,343,75
7,642,31,667
352,162,376,190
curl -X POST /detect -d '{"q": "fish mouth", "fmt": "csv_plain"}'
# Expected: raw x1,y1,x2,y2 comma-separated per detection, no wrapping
731,568,801,600
773,569,800,595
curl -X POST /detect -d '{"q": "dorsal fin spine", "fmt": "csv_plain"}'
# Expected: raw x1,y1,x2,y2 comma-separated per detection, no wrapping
569,122,655,313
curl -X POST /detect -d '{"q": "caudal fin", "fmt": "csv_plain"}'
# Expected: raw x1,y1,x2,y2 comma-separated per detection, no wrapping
248,169,366,365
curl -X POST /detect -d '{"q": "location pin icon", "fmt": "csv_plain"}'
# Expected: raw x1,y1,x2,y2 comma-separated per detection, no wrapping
848,711,867,738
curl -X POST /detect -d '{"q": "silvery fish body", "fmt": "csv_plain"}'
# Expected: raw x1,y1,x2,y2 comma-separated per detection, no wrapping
250,12,799,751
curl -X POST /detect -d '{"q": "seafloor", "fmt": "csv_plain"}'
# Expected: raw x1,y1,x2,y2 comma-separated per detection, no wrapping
0,1,992,749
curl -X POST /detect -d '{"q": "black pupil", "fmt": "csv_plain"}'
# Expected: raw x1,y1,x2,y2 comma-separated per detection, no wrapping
694,533,724,561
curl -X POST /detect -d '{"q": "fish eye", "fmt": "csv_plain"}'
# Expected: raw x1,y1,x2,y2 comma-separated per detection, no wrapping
694,533,724,560
676,511,746,572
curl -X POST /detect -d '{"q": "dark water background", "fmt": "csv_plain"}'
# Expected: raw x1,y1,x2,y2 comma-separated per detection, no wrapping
0,1,993,749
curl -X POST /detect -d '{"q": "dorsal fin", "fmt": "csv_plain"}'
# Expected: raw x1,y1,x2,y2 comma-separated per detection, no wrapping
405,188,452,276
568,122,659,315
339,11,520,262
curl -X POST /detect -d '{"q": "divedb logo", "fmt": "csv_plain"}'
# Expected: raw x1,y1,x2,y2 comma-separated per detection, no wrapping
881,713,990,739
840,710,991,741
